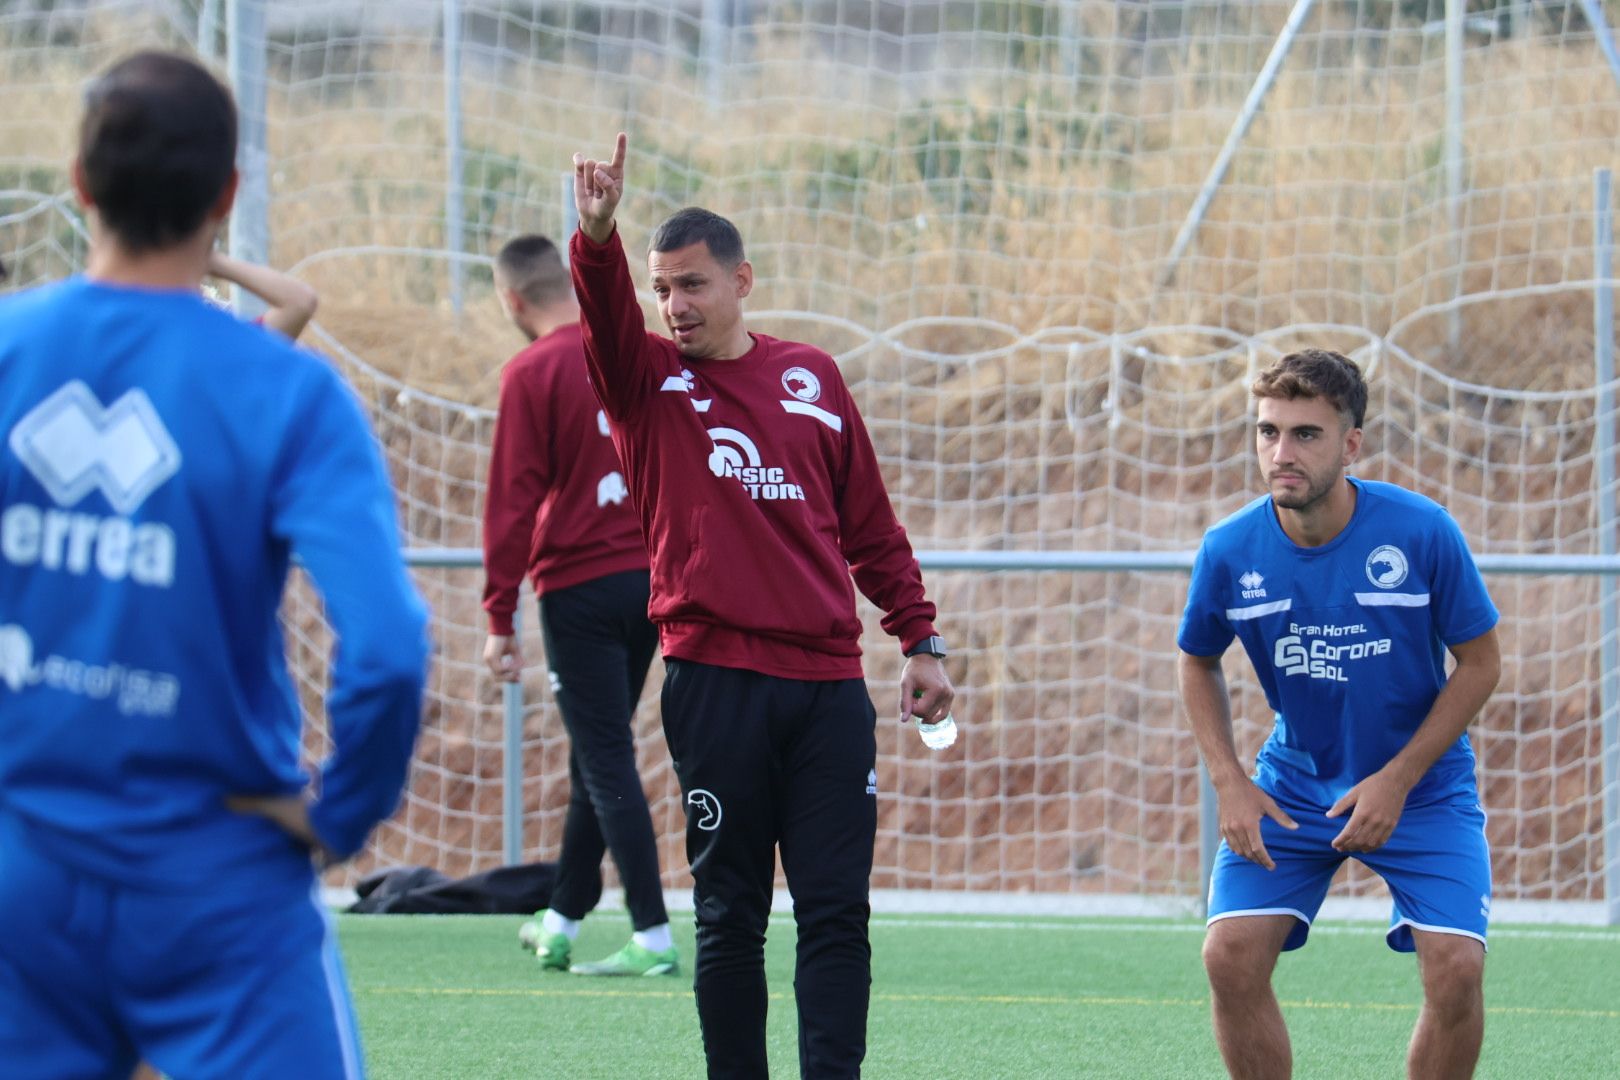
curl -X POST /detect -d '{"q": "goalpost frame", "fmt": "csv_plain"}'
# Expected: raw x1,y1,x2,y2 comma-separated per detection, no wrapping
402,544,1620,925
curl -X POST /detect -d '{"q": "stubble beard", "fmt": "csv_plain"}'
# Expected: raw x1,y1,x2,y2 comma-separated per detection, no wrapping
1268,468,1339,513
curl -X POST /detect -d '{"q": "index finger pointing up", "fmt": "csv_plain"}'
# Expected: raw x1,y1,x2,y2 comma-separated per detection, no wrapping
610,131,627,170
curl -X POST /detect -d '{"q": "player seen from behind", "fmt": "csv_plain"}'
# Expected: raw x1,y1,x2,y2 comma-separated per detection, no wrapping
481,232,677,976
0,50,429,1079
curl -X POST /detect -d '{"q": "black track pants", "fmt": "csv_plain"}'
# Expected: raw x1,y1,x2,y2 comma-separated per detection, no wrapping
539,569,667,931
661,658,878,1080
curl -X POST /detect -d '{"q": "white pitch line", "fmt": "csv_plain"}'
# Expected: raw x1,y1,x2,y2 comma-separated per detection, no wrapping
855,916,1620,943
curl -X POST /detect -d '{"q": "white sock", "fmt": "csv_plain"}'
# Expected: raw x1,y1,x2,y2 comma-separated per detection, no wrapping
632,923,673,953
542,910,581,941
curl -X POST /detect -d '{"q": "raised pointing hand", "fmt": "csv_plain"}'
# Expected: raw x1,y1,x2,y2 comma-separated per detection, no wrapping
573,132,627,243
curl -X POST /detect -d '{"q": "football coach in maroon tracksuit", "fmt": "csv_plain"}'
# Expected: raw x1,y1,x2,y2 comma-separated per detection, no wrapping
569,133,956,1079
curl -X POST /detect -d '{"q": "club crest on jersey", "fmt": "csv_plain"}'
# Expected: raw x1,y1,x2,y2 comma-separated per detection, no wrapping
1366,545,1409,589
1238,570,1267,599
705,426,806,501
781,366,821,403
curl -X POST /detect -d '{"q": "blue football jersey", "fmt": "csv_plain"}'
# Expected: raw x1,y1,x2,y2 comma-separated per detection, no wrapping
1177,479,1498,809
0,278,429,888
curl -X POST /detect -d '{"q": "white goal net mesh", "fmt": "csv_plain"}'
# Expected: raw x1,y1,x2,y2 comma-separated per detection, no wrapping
1,0,1617,916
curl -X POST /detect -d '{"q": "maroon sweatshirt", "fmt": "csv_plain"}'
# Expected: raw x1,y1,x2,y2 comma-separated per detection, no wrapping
569,227,938,680
481,322,649,636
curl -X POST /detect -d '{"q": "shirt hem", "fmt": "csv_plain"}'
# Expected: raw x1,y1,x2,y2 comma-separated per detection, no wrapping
661,622,864,680
532,550,650,598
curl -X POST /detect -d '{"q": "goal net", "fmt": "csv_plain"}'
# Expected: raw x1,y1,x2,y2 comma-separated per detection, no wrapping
1,0,1616,919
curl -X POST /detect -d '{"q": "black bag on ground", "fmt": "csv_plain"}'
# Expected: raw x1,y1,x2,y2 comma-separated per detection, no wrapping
347,862,556,914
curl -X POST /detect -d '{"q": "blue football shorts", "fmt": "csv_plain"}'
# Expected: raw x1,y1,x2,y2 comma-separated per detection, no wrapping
1205,787,1491,953
0,813,366,1079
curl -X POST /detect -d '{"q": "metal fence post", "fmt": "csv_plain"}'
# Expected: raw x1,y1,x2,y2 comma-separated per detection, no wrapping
701,0,733,109
560,172,578,261
225,0,268,322
1059,0,1083,80
199,0,223,61
1576,0,1620,94
502,615,524,867
444,0,465,314
1594,167,1619,925
1444,0,1466,351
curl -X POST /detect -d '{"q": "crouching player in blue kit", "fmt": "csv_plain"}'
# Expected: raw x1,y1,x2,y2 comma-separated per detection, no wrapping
1178,350,1500,1080
0,51,429,1079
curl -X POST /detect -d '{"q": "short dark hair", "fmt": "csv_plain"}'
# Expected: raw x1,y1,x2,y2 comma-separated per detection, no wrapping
494,234,572,306
648,207,745,268
79,50,237,254
1252,348,1368,430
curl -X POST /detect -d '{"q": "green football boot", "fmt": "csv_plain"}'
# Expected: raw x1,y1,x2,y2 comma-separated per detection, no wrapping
517,912,572,971
568,940,679,977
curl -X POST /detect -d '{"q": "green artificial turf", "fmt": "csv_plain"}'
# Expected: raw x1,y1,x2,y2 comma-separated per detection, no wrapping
338,913,1620,1079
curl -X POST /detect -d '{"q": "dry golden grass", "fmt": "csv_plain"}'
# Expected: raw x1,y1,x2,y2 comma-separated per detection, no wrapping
248,30,1615,410
7,20,1615,401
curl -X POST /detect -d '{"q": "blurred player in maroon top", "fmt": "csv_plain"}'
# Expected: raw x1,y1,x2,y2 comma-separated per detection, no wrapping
480,234,676,977
571,134,955,1079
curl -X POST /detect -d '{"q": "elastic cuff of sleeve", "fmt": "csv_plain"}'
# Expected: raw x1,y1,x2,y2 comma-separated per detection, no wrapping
571,226,619,255
306,806,361,864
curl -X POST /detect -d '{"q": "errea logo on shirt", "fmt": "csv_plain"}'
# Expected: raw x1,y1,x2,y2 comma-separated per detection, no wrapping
11,381,179,514
1238,570,1267,599
660,369,713,413
705,426,806,501
4,381,178,588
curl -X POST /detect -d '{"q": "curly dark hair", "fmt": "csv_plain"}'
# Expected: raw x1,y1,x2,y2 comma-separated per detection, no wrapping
1251,348,1367,429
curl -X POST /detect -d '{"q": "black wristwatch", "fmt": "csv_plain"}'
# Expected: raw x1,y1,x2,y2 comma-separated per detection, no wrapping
904,636,948,659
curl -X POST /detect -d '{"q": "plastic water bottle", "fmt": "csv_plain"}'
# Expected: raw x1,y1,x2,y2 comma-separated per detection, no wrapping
915,713,958,750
